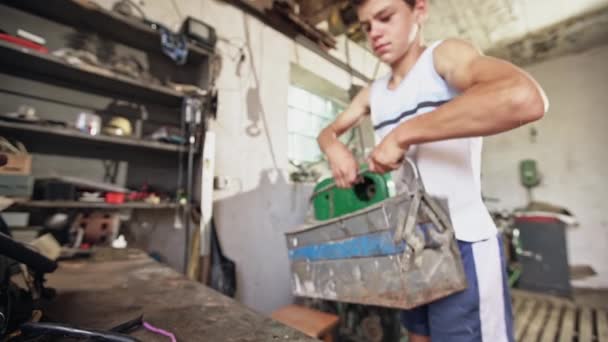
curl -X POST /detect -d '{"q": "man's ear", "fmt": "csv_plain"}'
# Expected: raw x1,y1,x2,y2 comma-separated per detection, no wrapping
414,0,429,23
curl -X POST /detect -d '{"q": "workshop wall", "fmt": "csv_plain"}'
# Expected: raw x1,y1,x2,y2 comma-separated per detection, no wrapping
92,0,383,314
482,44,608,288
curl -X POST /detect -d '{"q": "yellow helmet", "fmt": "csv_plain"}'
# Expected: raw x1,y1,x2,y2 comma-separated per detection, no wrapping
103,116,133,136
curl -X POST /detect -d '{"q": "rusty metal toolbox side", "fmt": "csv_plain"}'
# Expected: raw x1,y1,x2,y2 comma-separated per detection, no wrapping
285,192,467,310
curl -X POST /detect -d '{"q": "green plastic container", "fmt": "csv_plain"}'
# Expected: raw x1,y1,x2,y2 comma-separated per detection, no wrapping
312,170,392,221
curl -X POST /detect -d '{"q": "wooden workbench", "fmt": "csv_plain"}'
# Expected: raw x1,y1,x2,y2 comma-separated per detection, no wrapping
40,248,315,341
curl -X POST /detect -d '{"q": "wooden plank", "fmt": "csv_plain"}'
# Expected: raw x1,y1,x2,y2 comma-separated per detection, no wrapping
540,306,562,342
597,310,608,342
513,296,525,315
512,295,520,309
271,305,339,338
558,307,576,342
522,301,549,342
511,289,578,309
515,300,537,340
579,308,593,342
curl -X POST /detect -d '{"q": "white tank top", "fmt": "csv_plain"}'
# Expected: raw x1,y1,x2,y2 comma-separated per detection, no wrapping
370,40,496,242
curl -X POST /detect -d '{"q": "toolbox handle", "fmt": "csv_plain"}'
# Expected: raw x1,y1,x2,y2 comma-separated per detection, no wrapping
396,158,425,194
308,164,370,202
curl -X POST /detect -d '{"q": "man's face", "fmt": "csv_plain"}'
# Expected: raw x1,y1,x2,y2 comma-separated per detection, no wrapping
357,0,424,65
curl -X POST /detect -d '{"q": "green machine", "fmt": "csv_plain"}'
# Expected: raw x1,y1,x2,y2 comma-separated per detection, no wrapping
311,166,393,221
520,159,541,203
520,159,541,188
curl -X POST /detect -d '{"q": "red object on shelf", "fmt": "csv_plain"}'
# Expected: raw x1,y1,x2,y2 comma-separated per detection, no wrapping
105,192,125,204
0,33,48,53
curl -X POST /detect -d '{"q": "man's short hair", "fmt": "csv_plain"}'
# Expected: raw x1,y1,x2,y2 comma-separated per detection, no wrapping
350,0,416,8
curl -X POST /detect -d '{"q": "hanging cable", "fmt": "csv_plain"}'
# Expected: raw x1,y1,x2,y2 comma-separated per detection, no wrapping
170,0,184,20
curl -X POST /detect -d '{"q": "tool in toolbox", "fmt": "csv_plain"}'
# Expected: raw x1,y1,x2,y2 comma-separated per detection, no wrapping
309,165,392,220
308,164,370,202
285,158,467,309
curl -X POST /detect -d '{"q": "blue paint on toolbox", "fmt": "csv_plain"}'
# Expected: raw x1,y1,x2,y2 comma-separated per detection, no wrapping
288,224,431,262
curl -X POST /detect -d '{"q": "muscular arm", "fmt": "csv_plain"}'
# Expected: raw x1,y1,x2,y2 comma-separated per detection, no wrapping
317,86,370,187
389,38,548,147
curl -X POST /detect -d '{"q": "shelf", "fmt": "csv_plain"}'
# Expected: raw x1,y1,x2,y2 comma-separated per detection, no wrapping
0,40,185,107
11,200,180,210
0,120,187,153
7,226,43,230
4,0,214,63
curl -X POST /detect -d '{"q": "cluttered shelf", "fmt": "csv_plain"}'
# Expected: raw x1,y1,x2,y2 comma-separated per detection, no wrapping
0,120,187,153
3,0,214,63
0,40,185,107
10,200,181,210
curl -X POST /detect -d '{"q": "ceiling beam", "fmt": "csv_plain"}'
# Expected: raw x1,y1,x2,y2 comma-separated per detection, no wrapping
298,0,344,25
486,5,608,66
222,0,371,83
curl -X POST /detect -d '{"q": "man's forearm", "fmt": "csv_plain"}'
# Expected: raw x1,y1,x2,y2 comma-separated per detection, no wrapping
317,127,341,153
391,76,546,147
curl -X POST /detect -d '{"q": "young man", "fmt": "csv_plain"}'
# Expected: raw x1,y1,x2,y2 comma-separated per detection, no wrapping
317,0,548,341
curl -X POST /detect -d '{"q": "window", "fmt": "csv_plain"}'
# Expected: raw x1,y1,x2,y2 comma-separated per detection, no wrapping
287,86,351,163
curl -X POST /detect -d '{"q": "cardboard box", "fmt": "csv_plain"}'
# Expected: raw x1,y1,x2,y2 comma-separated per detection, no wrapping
0,153,32,175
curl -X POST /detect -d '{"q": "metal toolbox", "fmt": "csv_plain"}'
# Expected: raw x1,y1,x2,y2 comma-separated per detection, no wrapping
285,162,467,309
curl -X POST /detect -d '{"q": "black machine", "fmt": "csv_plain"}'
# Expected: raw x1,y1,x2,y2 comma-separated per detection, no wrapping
0,230,57,337
144,20,189,65
180,17,217,51
0,230,143,341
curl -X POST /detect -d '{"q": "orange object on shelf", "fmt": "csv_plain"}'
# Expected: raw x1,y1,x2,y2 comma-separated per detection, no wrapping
105,192,125,204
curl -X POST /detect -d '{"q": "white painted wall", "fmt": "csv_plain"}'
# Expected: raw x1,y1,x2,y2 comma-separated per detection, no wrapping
93,0,383,313
482,44,608,288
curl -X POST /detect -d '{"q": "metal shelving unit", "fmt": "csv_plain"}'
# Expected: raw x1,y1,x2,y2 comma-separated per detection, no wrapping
0,41,184,106
0,1,211,271
2,0,214,64
0,120,186,153
11,200,180,210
